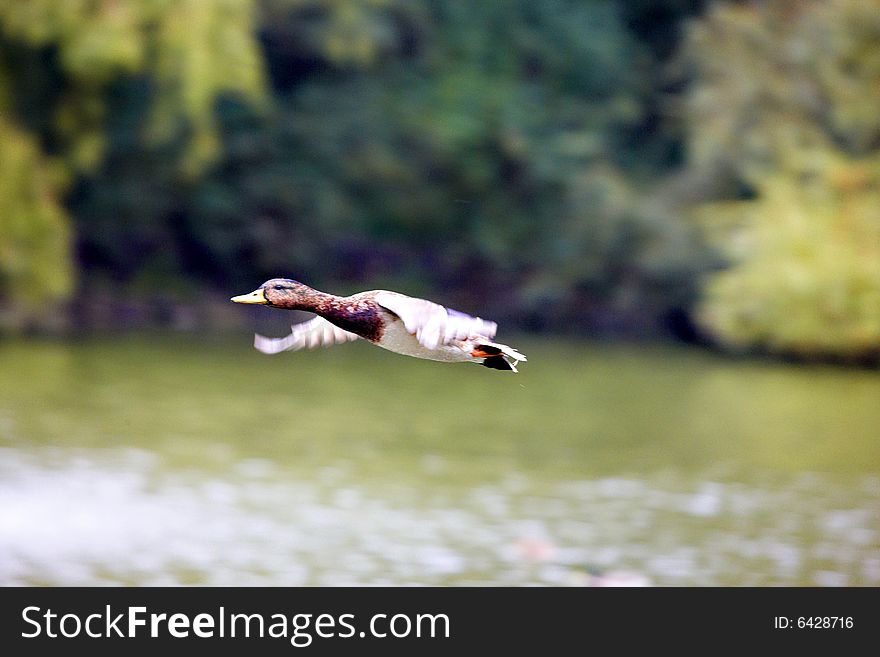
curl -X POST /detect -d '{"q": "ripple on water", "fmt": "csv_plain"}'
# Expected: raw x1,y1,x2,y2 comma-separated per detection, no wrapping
0,447,877,586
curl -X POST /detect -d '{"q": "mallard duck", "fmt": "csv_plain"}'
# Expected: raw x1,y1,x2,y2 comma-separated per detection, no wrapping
231,278,527,372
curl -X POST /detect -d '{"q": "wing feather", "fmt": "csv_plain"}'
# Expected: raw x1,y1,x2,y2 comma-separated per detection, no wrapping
253,316,360,354
374,291,497,350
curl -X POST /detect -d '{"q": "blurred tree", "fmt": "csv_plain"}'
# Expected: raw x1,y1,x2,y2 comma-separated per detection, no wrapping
3,0,717,337
0,111,72,324
184,0,706,333
682,0,880,359
0,0,265,325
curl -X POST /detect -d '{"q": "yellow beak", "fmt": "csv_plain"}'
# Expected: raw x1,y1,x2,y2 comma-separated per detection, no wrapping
230,288,268,304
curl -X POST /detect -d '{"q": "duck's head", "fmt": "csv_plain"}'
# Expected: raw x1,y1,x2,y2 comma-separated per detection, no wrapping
231,278,313,309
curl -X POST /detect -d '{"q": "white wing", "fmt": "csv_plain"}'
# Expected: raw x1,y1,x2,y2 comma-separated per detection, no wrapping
253,316,360,354
374,291,497,350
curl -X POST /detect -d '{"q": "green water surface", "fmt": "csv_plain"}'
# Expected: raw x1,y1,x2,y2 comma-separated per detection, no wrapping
1,336,878,585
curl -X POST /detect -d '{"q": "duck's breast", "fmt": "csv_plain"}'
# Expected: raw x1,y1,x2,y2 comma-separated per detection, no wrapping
319,298,385,342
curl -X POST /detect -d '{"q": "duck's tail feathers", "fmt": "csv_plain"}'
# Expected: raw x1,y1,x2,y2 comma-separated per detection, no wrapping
475,341,527,373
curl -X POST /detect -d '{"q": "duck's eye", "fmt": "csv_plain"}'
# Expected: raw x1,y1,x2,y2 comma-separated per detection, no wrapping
273,285,285,291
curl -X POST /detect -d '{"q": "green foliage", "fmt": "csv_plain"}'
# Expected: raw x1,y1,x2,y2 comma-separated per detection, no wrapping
684,0,880,359
0,115,72,320
65,0,704,334
0,0,266,323
149,0,267,174
697,162,880,358
8,0,877,357
0,0,266,172
260,0,404,68
182,0,701,330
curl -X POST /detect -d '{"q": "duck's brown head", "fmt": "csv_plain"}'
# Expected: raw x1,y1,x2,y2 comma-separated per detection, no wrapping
231,278,318,310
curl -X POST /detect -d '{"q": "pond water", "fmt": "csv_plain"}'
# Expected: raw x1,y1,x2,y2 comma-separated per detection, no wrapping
1,335,878,586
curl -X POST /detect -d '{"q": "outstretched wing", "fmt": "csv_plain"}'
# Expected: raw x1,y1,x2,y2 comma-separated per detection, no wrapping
373,291,497,350
253,316,360,354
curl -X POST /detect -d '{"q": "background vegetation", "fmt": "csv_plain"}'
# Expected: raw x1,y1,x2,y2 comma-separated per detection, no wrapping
1,0,877,361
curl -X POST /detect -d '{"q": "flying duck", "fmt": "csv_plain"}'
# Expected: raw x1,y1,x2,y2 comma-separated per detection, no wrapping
231,278,527,372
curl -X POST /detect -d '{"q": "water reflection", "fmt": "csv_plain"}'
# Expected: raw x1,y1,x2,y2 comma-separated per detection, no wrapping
2,446,877,586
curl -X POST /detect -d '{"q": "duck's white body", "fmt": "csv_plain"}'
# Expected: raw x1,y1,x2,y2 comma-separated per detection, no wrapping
374,318,468,361
373,314,522,365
